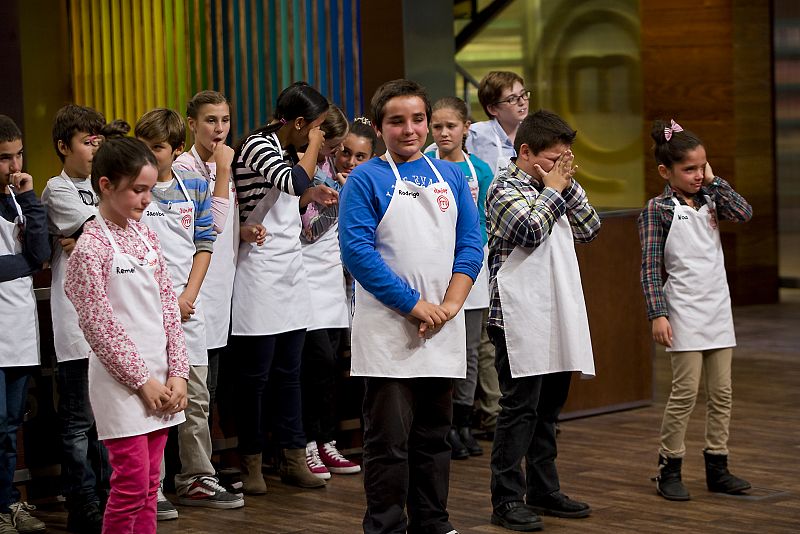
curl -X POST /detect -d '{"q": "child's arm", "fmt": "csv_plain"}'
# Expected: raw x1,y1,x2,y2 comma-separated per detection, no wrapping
179,178,215,320
561,179,601,243
65,236,154,390
210,143,235,233
41,177,96,243
0,185,50,281
638,200,673,347
486,179,565,251
703,163,752,223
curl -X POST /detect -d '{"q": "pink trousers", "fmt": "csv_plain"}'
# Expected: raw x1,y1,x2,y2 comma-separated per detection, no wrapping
102,428,169,534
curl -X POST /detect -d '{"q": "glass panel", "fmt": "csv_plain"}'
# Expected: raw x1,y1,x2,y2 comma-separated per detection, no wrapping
456,0,644,208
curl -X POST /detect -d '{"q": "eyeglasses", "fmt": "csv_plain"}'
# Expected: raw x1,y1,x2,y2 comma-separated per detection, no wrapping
85,135,105,147
494,90,531,106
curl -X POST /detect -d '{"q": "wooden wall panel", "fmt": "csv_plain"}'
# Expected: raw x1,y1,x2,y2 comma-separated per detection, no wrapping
641,0,778,305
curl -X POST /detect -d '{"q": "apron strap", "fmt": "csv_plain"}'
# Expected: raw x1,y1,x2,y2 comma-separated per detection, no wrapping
384,152,446,185
96,216,122,254
6,187,24,223
432,148,477,182
190,145,213,182
172,171,192,202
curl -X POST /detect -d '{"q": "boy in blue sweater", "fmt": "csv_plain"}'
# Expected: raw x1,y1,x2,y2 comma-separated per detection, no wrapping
339,80,483,534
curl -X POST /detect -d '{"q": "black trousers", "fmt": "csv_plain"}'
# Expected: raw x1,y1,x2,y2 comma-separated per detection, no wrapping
301,328,342,444
488,326,573,509
230,329,307,453
362,377,455,534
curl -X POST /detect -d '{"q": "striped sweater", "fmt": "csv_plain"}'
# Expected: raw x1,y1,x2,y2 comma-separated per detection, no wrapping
233,131,312,223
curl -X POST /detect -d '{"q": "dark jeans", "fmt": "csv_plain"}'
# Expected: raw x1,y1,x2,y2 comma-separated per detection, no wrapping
488,326,572,508
231,330,306,453
301,328,342,444
56,359,110,510
362,377,455,534
0,367,30,512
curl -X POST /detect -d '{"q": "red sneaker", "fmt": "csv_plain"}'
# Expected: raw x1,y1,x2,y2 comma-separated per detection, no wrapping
319,441,361,474
305,441,331,480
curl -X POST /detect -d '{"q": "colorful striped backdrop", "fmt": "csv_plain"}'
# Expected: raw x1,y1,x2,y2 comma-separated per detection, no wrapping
67,0,363,140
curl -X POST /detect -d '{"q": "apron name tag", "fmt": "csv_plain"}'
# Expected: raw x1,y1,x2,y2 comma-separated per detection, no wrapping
115,266,135,275
398,190,420,199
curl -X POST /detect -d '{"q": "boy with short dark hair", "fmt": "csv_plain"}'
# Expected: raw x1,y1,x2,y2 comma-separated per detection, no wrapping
42,103,111,534
467,71,530,177
0,114,49,533
135,109,243,515
486,110,599,531
339,79,483,534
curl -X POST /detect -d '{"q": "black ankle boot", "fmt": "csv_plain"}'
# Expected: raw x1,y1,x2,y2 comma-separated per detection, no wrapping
453,404,483,456
653,455,690,501
447,427,469,460
704,451,751,494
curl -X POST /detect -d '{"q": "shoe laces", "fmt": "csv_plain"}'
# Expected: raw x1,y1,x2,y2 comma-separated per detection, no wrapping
306,442,325,468
9,502,36,526
322,440,348,461
196,476,226,492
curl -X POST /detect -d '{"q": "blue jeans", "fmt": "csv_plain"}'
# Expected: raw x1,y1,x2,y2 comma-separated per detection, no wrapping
56,359,110,510
0,367,31,512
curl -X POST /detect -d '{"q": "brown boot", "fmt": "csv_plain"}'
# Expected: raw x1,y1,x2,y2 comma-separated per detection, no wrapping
240,453,267,495
279,448,326,488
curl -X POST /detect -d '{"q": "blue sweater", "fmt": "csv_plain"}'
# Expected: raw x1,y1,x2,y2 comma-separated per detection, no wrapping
339,156,483,314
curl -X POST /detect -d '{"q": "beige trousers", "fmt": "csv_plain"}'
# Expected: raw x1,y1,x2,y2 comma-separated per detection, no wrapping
174,365,215,493
660,348,733,458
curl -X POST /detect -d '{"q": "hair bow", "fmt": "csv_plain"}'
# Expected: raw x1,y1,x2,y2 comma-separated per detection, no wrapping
664,119,684,142
354,116,372,126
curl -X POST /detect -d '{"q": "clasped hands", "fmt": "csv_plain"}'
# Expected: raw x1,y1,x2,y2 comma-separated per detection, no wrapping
408,298,459,339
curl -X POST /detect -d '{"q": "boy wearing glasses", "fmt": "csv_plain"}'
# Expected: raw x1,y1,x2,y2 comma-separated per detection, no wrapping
42,104,113,533
467,71,530,177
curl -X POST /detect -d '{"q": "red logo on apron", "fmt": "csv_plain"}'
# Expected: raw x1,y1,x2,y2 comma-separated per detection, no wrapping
437,195,450,212
181,214,192,229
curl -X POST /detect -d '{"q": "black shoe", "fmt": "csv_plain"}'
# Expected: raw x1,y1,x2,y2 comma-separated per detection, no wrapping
457,426,483,456
704,451,751,494
66,501,103,534
653,455,690,501
447,427,469,460
527,491,591,518
490,501,543,532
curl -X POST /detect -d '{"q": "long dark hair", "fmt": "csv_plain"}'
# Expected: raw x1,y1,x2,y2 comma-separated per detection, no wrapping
651,119,703,168
234,82,328,152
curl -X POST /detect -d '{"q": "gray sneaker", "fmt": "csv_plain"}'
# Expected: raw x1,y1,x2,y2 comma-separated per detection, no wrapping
157,488,179,520
9,503,45,533
0,512,18,534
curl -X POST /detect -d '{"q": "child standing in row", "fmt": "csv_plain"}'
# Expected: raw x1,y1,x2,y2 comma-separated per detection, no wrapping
230,82,337,493
65,136,189,534
426,96,494,460
640,120,752,501
340,79,483,534
134,109,243,513
0,115,49,534
299,105,361,480
486,110,598,531
42,104,113,534
173,91,238,433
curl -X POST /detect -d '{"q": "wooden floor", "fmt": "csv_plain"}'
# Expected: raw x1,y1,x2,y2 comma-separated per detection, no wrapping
33,290,800,533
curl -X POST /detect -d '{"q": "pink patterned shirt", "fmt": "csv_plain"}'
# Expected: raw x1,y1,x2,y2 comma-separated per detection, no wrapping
65,218,189,389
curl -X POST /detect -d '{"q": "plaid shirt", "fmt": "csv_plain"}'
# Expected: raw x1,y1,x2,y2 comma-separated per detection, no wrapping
638,177,752,320
486,161,601,329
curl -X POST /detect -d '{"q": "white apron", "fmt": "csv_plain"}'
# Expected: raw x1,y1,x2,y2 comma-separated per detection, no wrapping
0,189,39,367
301,220,349,330
434,149,490,311
350,154,466,378
663,196,735,352
91,217,185,440
231,187,311,335
51,171,96,362
496,214,595,378
140,174,207,365
493,127,511,177
188,148,239,349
